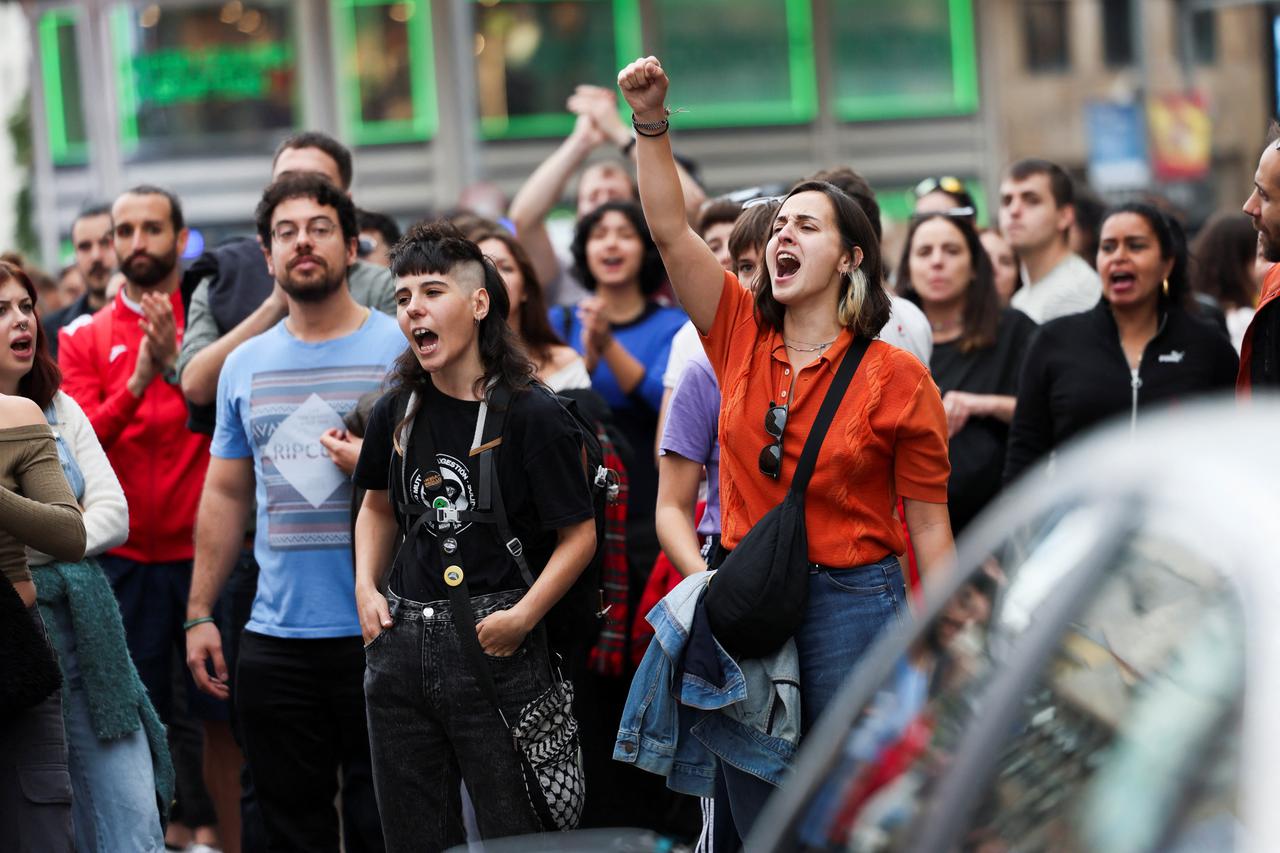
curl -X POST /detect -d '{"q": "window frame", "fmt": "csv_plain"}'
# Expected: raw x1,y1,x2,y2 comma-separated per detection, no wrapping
332,0,438,146
109,1,304,155
648,0,817,129
38,8,89,166
474,0,643,141
833,0,979,122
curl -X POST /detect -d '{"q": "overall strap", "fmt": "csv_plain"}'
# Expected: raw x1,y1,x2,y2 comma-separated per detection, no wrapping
397,390,510,721
789,336,871,497
474,384,536,588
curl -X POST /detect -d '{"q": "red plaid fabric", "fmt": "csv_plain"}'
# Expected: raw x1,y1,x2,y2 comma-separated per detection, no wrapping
587,427,630,677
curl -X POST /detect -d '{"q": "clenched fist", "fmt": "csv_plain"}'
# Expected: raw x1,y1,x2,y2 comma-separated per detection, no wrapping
617,56,669,122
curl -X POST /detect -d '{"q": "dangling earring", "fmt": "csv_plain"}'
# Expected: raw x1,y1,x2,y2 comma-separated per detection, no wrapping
1162,279,1170,297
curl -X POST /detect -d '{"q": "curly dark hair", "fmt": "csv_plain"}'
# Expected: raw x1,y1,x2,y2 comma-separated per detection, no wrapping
255,174,359,251
0,261,60,410
388,221,535,424
570,200,667,295
754,181,890,338
896,212,1001,353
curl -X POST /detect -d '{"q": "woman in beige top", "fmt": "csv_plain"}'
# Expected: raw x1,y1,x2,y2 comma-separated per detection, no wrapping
0,260,87,852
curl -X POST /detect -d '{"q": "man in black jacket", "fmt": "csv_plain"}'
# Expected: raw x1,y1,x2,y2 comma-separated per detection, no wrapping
43,204,115,357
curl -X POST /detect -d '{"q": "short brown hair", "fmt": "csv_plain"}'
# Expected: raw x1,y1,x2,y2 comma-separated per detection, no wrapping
694,200,743,239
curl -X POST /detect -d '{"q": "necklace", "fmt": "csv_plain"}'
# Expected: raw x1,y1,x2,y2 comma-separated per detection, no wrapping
784,337,836,353
929,317,962,333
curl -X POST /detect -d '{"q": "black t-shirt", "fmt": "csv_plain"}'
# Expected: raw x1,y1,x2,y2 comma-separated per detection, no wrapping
354,380,595,603
931,308,1038,533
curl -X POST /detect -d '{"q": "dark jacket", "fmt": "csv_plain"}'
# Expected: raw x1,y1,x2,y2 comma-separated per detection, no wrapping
1005,299,1238,483
42,292,96,360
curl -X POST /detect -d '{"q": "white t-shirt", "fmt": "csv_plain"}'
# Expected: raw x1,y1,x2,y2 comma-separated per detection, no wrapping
880,295,933,366
1011,253,1102,324
663,320,705,390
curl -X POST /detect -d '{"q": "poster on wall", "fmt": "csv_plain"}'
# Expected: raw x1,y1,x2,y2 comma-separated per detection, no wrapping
1084,100,1150,191
1147,91,1211,182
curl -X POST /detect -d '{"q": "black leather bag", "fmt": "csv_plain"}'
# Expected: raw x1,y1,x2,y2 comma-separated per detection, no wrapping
0,578,63,720
705,337,870,659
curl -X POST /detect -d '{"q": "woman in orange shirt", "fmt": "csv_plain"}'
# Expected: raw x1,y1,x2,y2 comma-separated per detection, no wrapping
619,58,954,739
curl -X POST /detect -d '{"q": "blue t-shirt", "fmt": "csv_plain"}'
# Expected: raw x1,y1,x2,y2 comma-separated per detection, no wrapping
212,311,405,638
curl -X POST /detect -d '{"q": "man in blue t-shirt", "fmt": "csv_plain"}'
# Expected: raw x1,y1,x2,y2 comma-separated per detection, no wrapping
186,174,403,852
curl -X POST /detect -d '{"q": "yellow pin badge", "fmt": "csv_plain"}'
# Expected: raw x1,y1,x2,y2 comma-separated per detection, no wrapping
444,565,464,587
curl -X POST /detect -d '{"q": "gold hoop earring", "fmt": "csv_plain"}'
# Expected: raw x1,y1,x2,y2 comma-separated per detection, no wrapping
1162,279,1170,297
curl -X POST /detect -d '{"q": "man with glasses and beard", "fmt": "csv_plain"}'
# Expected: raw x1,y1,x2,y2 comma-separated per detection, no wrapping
45,204,117,358
58,185,242,853
186,175,399,853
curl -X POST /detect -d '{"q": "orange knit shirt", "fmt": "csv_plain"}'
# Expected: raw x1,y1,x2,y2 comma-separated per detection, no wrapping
703,271,950,567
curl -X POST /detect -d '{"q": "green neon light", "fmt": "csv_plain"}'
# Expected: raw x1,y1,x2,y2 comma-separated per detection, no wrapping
949,0,979,111
131,43,293,104
335,0,438,145
110,7,139,151
835,0,980,122
479,0,642,141
38,12,87,166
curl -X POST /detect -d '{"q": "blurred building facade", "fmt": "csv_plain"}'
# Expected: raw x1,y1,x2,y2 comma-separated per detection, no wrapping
14,0,1275,267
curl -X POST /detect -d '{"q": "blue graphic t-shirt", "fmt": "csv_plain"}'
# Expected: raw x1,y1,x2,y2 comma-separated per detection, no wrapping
213,310,405,638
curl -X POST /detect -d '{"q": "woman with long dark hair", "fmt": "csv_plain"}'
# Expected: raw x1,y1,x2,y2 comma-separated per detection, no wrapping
1006,203,1239,482
0,260,88,852
352,223,597,850
897,212,1037,533
474,228,590,391
619,57,953,839
552,200,686,584
1191,210,1264,352
0,260,170,851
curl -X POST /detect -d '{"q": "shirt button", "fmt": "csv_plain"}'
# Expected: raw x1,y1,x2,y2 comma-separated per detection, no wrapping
422,607,434,618
780,390,788,399
784,368,790,376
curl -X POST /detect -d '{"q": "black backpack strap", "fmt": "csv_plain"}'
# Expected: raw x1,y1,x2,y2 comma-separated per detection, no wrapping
789,336,871,496
475,384,536,588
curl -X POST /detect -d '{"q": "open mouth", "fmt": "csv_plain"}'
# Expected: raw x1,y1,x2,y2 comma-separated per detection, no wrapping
1109,271,1137,289
10,336,32,356
599,256,627,274
775,251,801,280
411,327,439,356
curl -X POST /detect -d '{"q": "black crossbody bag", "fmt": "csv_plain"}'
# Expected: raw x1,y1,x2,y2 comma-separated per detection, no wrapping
705,336,871,659
392,388,585,832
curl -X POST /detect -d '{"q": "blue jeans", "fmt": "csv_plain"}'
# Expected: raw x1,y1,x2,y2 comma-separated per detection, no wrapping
47,599,164,853
793,555,907,732
364,589,550,851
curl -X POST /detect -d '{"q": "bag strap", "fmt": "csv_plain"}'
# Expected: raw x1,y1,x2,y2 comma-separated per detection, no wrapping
788,336,871,496
475,384,537,588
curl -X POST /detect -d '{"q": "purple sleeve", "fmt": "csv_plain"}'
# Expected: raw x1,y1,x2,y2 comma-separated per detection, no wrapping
659,354,720,465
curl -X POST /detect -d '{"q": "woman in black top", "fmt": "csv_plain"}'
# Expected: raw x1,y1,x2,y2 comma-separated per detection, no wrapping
352,223,597,850
1005,203,1239,483
897,212,1037,533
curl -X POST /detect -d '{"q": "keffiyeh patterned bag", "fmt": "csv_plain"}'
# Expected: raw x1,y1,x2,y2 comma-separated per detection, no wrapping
510,677,585,832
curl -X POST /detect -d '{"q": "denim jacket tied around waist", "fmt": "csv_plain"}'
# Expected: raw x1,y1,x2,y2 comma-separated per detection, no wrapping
613,571,802,797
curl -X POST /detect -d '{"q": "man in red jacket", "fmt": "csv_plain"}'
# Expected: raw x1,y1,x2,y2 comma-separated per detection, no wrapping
59,185,239,852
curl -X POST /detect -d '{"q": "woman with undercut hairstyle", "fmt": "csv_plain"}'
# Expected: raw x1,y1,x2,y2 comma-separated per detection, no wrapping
353,223,597,850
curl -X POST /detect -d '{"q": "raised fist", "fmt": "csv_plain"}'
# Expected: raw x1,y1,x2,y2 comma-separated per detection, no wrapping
617,56,669,121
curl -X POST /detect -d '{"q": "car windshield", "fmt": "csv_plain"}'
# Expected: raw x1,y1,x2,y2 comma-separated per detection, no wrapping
787,504,1245,852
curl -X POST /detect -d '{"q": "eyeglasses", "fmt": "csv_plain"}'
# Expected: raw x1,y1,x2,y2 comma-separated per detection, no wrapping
758,400,788,479
914,176,966,199
271,217,339,246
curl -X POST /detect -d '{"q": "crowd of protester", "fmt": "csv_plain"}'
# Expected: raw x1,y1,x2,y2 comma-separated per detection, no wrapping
2,52,1277,853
